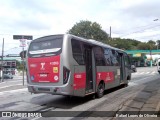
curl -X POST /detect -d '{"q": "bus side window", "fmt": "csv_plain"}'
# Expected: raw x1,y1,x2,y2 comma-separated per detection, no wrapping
93,46,106,66
104,48,111,66
110,50,119,66
71,39,85,65
124,54,130,67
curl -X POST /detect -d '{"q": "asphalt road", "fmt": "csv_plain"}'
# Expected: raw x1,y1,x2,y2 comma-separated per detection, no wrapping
0,66,159,120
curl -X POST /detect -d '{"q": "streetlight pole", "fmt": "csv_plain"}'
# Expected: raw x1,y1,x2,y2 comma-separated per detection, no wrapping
110,26,112,39
153,18,160,50
150,48,152,67
22,46,25,86
1,38,4,82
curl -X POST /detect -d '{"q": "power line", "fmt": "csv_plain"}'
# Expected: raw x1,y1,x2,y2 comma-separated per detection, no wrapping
118,25,160,37
113,23,159,34
134,34,160,39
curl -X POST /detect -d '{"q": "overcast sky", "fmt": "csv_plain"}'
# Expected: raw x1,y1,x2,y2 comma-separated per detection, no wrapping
0,0,160,55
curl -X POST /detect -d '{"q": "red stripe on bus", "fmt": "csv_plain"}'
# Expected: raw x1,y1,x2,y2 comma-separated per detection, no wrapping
73,73,86,90
96,72,114,83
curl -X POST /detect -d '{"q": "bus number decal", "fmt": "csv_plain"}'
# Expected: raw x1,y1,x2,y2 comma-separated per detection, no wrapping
75,74,82,78
74,73,86,90
50,61,59,65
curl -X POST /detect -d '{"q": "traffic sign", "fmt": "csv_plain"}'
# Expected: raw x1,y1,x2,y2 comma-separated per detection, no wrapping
19,39,27,47
13,35,33,40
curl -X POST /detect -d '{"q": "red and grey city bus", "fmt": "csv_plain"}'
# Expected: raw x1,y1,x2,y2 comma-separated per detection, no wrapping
26,34,132,98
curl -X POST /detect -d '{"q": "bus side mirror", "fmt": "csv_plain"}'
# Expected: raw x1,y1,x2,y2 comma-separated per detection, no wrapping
131,65,137,72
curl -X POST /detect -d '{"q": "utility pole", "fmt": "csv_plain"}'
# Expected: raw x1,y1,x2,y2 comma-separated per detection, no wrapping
110,26,112,40
13,35,32,85
1,38,4,82
21,37,26,86
150,46,152,67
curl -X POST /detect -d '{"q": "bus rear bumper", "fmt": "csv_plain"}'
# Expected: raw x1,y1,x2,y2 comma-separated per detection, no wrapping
27,85,73,96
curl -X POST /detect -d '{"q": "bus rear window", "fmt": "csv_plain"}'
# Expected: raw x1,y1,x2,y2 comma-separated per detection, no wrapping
28,35,63,57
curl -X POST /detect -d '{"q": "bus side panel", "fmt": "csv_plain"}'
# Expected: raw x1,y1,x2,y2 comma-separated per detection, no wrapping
73,66,86,97
96,72,114,83
96,66,121,90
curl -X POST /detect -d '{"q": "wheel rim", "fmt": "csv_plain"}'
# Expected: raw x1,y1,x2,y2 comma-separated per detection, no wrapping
98,84,104,94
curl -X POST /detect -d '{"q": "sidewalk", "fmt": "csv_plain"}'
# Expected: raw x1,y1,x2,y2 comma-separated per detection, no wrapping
77,78,160,120
0,75,27,92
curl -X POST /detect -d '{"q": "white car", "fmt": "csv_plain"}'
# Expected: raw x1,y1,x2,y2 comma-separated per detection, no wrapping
3,73,13,79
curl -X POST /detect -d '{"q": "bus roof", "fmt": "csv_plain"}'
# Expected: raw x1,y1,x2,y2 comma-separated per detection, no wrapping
30,34,125,53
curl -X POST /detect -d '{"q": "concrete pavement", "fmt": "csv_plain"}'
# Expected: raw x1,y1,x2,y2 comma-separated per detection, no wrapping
0,75,27,92
0,71,159,119
77,78,160,120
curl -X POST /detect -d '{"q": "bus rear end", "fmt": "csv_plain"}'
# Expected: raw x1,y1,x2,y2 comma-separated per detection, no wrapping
26,35,72,95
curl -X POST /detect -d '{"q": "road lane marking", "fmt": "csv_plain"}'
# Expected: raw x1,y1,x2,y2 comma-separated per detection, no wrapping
0,84,22,89
145,72,150,74
128,82,137,86
140,72,144,74
0,88,27,95
131,75,160,84
0,80,23,84
151,71,156,74
132,71,158,76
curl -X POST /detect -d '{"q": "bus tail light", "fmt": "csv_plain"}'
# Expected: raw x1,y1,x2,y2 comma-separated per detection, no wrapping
63,67,70,84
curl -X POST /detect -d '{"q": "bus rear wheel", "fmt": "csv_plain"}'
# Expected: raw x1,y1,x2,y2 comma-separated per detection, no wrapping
96,82,104,98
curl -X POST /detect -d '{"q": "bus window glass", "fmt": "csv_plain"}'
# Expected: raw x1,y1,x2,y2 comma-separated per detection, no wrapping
71,39,85,65
93,46,105,66
28,36,63,57
124,54,130,66
110,50,119,66
104,48,111,66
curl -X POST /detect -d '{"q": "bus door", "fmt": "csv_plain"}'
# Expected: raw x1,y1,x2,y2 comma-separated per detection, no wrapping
119,53,126,83
84,45,94,94
124,54,131,82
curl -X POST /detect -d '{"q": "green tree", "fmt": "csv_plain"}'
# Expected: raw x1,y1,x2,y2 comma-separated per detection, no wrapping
147,40,156,49
16,60,22,70
156,40,160,49
108,38,141,50
137,42,155,50
67,20,109,43
147,40,156,45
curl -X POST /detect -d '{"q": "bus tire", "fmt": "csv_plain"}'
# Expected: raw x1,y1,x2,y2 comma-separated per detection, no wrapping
124,83,128,87
96,82,104,98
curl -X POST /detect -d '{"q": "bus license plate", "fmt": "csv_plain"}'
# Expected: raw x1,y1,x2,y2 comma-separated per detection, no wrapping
40,74,47,77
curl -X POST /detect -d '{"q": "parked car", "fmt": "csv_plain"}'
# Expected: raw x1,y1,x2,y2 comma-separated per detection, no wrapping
131,65,137,72
0,70,2,79
3,73,13,79
157,59,160,74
